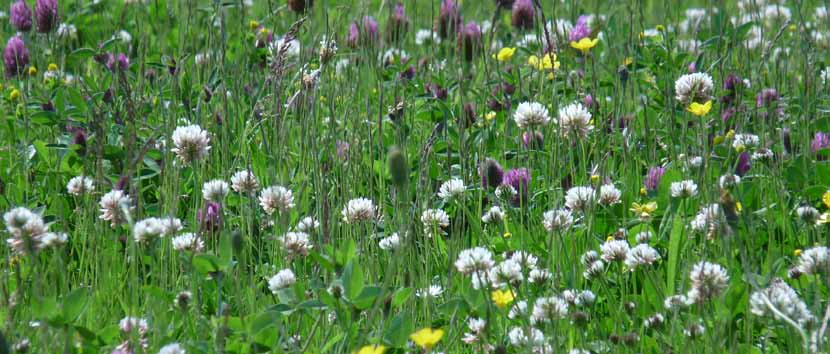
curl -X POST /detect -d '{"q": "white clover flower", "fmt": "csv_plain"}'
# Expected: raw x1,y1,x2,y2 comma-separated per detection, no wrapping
57,23,78,40
158,343,186,354
600,239,630,262
415,29,441,45
719,174,741,189
468,317,486,333
528,269,552,284
644,313,665,328
508,327,545,348
172,233,204,252
690,204,722,234
39,232,68,249
202,179,229,202
796,206,820,223
664,294,691,311
268,269,296,293
752,148,774,161
437,178,466,201
635,231,653,244
796,246,829,275
670,180,698,198
341,198,376,224
99,190,132,228
625,244,661,269
296,217,319,233
278,232,313,257
531,296,568,324
67,176,94,196
115,30,132,43
684,323,705,338
119,316,148,335
259,186,294,215
687,261,729,303
488,259,523,288
565,186,595,212
542,209,574,231
750,278,813,324
133,218,165,243
171,125,211,164
514,102,551,129
415,285,444,298
481,206,505,224
598,184,622,205
732,133,760,149
421,208,450,235
558,102,593,138
231,170,260,193
378,233,402,251
509,251,538,270
508,300,528,319
675,72,714,105
455,247,495,275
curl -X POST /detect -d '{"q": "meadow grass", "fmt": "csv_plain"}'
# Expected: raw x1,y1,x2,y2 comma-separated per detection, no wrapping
1,0,829,353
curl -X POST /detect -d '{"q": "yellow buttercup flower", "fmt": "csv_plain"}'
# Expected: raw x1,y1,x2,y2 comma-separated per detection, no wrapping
503,231,512,239
590,174,600,184
48,63,58,72
9,89,21,101
353,344,387,354
28,66,37,76
822,190,830,208
485,111,497,121
410,328,444,350
735,201,742,213
630,201,658,219
639,187,647,196
623,57,634,66
491,289,515,309
794,249,802,257
528,53,560,71
686,101,712,116
495,47,517,62
570,37,599,54
726,129,736,139
249,20,260,30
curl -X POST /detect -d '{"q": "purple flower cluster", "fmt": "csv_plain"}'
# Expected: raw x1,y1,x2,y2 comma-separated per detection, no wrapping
10,0,33,32
569,15,591,42
3,36,29,78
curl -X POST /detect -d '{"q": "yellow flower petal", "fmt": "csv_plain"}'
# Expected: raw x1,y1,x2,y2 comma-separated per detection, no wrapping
686,100,712,116
353,345,387,354
570,37,599,53
496,47,517,62
491,289,515,309
410,328,444,350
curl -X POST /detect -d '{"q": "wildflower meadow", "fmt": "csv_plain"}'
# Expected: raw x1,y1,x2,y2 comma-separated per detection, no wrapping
2,0,830,353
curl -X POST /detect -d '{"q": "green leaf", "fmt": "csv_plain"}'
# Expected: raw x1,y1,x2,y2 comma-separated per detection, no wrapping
353,286,381,310
383,312,413,348
62,287,90,323
391,287,413,308
296,299,326,310
192,254,229,275
33,296,59,321
248,310,281,336
342,260,364,301
666,215,684,296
